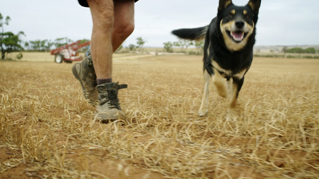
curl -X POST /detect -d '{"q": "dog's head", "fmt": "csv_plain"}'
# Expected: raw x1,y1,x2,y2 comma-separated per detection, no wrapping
218,0,261,51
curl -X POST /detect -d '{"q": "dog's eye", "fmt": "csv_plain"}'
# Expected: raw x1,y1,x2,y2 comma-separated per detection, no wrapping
227,14,233,18
246,14,250,19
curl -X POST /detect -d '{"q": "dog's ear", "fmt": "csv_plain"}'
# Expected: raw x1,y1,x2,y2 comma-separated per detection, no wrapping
218,0,232,12
247,0,261,14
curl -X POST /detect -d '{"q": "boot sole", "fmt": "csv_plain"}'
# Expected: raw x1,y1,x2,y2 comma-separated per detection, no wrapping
95,112,126,123
72,64,85,92
72,64,99,106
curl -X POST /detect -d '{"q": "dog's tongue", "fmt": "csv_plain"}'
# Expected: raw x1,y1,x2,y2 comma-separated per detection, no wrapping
231,31,244,41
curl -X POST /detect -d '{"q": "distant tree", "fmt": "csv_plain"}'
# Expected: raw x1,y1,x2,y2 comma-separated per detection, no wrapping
195,40,204,54
304,47,316,54
183,39,194,51
136,37,146,52
0,31,25,59
40,39,47,51
24,41,30,50
0,13,25,59
44,40,54,51
128,44,137,52
174,40,183,51
54,37,73,48
288,47,303,53
80,39,90,44
163,41,173,53
285,47,316,54
77,39,90,52
282,46,288,58
173,39,194,52
173,41,180,49
26,38,87,52
29,40,41,51
296,48,303,53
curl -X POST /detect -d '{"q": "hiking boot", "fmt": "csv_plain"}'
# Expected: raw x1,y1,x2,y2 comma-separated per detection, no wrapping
72,49,98,106
95,82,127,122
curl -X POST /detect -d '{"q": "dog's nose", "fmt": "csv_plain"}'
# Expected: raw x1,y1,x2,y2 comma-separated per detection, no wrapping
235,21,245,29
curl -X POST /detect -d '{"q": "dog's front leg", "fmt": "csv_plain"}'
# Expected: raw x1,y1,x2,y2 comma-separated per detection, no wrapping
198,70,211,117
226,77,244,121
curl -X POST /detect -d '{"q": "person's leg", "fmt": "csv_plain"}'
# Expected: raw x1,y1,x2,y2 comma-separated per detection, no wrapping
88,0,135,80
87,0,114,80
88,0,135,122
112,0,135,51
73,0,135,122
72,0,115,106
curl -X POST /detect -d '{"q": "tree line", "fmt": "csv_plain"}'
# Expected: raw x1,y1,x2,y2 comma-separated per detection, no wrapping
122,37,147,52
23,38,89,52
282,47,318,54
163,39,204,54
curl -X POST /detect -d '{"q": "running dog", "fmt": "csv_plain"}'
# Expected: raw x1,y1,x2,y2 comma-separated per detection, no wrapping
172,0,261,120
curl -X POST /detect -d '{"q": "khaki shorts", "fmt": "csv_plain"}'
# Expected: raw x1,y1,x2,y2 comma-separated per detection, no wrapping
78,0,138,7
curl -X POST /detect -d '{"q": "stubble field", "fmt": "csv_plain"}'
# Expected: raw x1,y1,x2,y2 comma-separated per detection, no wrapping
0,55,319,179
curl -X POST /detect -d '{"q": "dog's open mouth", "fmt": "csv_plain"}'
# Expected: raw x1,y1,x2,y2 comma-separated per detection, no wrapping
226,30,248,43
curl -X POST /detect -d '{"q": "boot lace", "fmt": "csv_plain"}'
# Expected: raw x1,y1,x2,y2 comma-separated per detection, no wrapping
108,89,121,109
99,89,120,109
98,84,127,109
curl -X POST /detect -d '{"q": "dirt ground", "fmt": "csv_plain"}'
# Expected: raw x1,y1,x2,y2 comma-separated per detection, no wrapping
0,55,319,178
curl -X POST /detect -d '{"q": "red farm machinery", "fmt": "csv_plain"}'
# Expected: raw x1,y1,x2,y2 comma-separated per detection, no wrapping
50,40,90,63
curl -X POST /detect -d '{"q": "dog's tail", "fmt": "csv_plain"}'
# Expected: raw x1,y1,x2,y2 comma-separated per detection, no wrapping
171,26,208,41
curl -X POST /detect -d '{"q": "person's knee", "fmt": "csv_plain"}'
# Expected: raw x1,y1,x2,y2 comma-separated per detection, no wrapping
99,13,115,31
90,3,115,32
114,20,135,40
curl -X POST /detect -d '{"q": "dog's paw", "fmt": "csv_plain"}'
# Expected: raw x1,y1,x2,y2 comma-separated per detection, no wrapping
226,109,237,121
198,109,208,117
219,90,228,98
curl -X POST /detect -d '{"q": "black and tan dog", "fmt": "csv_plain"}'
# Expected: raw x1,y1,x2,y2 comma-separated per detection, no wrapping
172,0,261,120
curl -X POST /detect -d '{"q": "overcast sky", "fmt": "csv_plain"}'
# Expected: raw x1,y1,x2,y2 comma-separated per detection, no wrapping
1,0,318,47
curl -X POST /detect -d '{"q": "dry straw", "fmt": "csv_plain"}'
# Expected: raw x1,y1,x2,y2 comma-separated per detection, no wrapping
0,56,318,178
